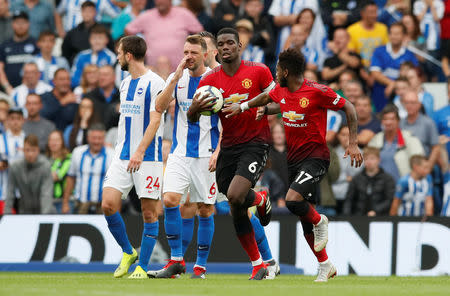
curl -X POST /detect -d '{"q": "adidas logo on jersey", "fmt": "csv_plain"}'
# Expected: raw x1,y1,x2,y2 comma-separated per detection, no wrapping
280,98,286,104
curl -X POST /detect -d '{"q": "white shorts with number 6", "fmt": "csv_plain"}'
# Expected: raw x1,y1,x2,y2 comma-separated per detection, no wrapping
103,157,163,200
163,154,217,204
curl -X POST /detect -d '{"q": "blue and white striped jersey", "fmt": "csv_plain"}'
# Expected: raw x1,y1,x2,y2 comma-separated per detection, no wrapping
413,0,444,51
11,81,53,110
71,48,116,87
32,54,70,85
441,172,450,217
242,45,265,64
116,70,165,162
327,110,342,133
68,144,113,203
57,0,121,32
2,130,25,164
395,173,433,216
168,68,220,158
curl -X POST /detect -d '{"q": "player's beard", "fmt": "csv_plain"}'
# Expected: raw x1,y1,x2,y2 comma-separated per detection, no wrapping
121,60,129,71
279,76,288,88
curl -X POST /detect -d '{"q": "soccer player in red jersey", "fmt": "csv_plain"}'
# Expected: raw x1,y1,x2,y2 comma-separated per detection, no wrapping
187,28,275,280
225,48,363,282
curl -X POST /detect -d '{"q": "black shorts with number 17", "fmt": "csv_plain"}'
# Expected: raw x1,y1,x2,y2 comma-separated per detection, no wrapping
216,142,269,195
288,158,329,204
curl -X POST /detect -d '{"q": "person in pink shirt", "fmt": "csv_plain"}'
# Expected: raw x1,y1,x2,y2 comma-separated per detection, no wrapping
125,0,203,71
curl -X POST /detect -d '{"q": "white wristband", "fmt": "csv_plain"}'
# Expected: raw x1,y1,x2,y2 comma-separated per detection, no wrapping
240,102,249,112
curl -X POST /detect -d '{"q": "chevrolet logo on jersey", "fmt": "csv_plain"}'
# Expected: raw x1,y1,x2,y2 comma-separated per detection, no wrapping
283,111,305,122
224,93,249,104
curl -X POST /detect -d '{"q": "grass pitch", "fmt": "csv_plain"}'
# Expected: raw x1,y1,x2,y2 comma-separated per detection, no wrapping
0,273,448,296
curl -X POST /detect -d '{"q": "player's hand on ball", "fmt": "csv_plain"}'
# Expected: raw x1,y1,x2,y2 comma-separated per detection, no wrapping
255,106,265,120
223,103,241,118
128,151,144,173
191,92,215,114
344,143,363,168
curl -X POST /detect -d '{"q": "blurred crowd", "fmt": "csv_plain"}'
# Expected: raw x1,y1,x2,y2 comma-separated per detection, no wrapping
0,0,448,217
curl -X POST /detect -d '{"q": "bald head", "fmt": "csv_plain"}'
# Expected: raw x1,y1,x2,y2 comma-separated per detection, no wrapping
403,91,421,117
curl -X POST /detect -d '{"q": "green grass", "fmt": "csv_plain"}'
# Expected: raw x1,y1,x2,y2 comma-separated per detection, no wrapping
0,273,449,296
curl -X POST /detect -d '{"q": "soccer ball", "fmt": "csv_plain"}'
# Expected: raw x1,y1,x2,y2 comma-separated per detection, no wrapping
194,85,224,116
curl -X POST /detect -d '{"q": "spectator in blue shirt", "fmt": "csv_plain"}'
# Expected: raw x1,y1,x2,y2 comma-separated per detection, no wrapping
378,0,409,27
32,31,70,85
284,23,318,71
71,24,116,87
390,154,434,216
432,81,450,154
0,11,38,92
111,0,147,41
370,22,418,112
10,0,56,39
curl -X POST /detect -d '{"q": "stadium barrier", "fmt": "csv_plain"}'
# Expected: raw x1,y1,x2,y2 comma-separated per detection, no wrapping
0,215,449,276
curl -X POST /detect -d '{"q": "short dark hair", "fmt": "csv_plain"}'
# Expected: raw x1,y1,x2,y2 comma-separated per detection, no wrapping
396,76,410,84
278,48,306,77
24,134,39,147
362,1,377,10
217,27,240,43
380,104,400,121
81,1,96,9
120,35,147,61
199,31,216,48
8,107,23,116
38,30,56,41
389,22,407,35
88,123,106,133
54,68,69,78
410,154,426,169
90,24,109,37
186,34,207,52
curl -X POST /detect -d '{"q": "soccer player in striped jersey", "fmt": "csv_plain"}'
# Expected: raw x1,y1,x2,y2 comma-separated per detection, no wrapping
148,35,218,279
101,36,165,279
390,155,434,217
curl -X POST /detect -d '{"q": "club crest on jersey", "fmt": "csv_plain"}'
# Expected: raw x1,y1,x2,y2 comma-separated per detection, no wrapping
299,97,309,108
283,111,305,122
242,78,252,89
224,93,249,104
137,87,144,95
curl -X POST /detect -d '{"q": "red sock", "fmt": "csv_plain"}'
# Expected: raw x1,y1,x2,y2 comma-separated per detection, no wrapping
304,233,328,262
303,203,321,225
237,230,262,264
250,191,264,207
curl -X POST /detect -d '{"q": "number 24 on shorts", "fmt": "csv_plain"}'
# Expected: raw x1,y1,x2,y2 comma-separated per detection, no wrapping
146,176,160,193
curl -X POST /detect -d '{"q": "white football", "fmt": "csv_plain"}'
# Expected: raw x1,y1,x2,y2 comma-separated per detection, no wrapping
194,85,224,116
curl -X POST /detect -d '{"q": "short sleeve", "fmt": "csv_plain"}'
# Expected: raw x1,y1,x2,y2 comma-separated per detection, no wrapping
268,0,282,16
150,77,165,112
67,150,78,177
370,46,384,72
428,118,440,146
258,64,275,92
395,178,408,199
317,85,346,111
268,84,283,103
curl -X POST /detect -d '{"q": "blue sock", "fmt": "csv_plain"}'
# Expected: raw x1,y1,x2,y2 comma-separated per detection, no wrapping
196,215,214,268
138,221,159,271
105,212,133,254
182,217,195,256
215,201,230,215
250,214,273,262
164,206,183,259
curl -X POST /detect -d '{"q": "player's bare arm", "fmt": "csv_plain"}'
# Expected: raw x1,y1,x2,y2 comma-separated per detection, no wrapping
127,110,163,173
223,92,273,118
209,131,222,172
186,92,215,122
155,57,189,113
256,103,281,120
342,100,363,168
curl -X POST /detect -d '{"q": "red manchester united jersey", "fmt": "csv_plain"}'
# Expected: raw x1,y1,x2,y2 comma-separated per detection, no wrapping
269,79,346,163
198,60,275,147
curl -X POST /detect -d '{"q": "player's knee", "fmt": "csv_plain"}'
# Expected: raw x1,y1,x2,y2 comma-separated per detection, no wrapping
101,200,117,216
141,208,158,223
227,192,244,208
198,204,214,217
163,193,180,208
